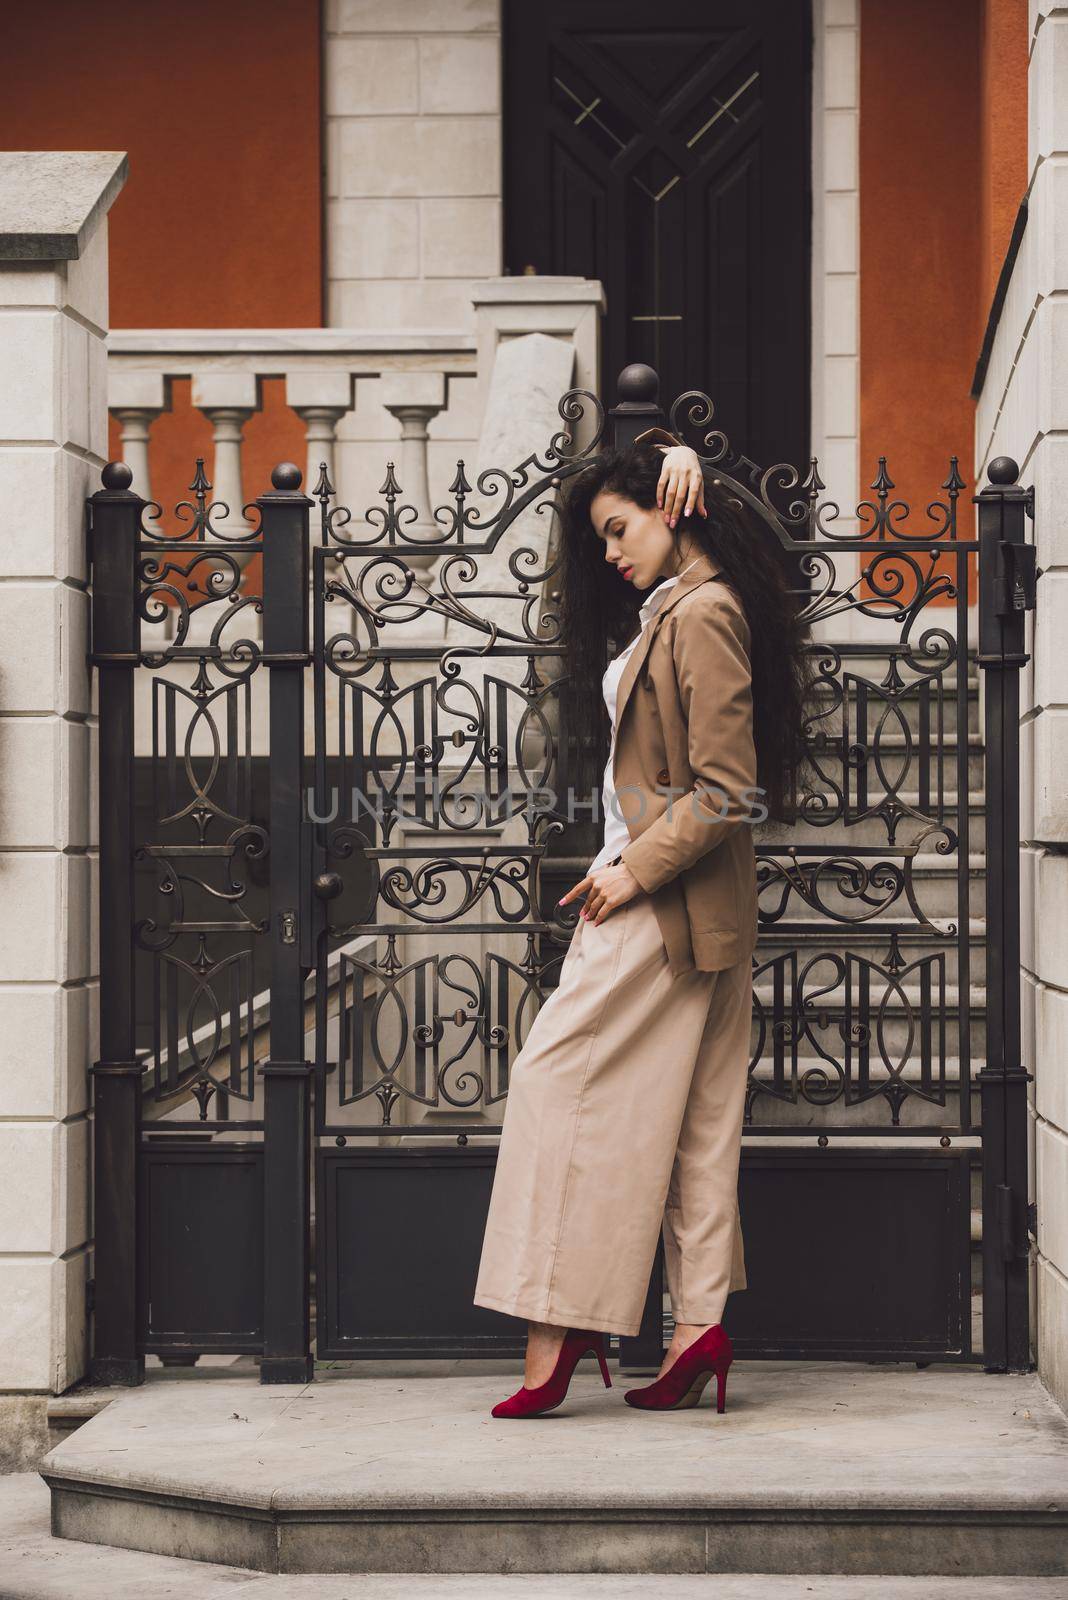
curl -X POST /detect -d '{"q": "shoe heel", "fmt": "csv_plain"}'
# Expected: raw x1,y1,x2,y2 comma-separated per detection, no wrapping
714,1361,729,1415
594,1340,612,1389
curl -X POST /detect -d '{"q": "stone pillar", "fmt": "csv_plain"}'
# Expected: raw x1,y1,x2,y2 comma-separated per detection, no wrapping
973,2,1068,1410
380,372,447,571
1021,1,1068,1414
0,151,126,1459
470,277,604,445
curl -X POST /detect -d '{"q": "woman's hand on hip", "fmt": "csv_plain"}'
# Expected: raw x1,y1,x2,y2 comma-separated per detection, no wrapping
656,444,707,527
559,861,643,925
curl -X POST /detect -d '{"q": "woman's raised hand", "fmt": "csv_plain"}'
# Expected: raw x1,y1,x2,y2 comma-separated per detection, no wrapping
656,444,708,528
558,860,643,925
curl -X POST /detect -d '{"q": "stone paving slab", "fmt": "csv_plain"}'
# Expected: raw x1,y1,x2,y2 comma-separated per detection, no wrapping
37,1362,1068,1576
4,1472,1068,1600
42,1361,1068,1511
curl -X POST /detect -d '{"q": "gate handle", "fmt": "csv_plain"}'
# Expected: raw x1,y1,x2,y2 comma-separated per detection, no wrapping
313,871,343,901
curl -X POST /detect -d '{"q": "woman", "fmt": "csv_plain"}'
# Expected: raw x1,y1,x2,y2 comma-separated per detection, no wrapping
473,431,812,1418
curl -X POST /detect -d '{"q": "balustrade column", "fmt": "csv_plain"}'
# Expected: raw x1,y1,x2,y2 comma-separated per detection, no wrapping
191,374,260,541
190,374,261,645
285,371,355,512
381,372,446,574
108,370,170,535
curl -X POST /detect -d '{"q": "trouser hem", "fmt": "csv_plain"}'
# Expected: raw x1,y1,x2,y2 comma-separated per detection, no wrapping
472,1291,642,1339
670,1286,748,1324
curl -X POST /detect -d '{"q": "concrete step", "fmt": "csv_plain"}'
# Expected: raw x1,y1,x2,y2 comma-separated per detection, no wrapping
4,1474,1065,1597
39,1363,1068,1578
44,1389,115,1444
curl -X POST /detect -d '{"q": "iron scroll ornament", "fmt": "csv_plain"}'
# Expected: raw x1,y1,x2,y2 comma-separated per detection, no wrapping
303,380,977,1136
105,380,979,1134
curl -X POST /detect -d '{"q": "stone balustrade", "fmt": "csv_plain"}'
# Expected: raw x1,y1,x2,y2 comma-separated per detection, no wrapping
106,276,605,530
107,328,477,532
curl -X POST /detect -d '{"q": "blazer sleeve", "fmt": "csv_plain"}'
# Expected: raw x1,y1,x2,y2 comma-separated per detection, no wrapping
620,594,756,894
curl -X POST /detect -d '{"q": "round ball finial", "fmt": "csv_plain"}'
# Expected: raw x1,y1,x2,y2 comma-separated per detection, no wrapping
987,456,1019,486
271,461,303,491
615,363,659,405
101,461,133,491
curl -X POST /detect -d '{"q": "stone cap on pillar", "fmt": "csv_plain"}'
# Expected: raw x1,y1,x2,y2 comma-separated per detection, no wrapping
0,151,128,260
469,276,606,312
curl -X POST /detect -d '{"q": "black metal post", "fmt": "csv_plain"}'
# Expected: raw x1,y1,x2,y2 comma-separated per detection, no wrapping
259,463,315,1384
976,455,1037,1372
609,360,667,449
88,463,145,1385
609,365,669,1372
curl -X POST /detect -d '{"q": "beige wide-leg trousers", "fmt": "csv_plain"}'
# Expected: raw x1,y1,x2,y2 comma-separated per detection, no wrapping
473,891,752,1337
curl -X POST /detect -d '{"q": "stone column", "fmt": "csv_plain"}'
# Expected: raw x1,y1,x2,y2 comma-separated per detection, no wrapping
190,374,261,645
0,151,126,1461
191,374,260,542
107,370,170,533
989,0,1068,1414
285,369,355,519
381,372,447,573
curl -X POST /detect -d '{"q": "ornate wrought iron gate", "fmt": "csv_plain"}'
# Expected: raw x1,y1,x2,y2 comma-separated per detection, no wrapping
88,366,1035,1385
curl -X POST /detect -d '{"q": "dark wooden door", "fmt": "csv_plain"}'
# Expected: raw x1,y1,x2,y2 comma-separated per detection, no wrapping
504,0,812,475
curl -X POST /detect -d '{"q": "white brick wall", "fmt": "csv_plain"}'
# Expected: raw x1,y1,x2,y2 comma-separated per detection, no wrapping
0,197,114,1393
811,0,863,639
324,0,501,518
977,0,1068,1413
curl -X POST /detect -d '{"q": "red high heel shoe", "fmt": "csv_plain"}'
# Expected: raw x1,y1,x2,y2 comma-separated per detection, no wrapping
491,1328,613,1418
623,1324,733,1414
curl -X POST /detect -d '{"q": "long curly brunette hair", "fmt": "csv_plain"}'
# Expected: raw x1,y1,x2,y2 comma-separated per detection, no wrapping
556,440,816,826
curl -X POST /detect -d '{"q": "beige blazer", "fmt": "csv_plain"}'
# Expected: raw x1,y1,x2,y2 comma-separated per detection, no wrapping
609,548,760,975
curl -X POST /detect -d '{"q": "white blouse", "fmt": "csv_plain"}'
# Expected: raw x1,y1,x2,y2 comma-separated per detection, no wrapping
586,557,701,875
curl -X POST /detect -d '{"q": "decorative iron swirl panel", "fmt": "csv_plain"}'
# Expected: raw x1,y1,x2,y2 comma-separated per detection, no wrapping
307,385,977,1140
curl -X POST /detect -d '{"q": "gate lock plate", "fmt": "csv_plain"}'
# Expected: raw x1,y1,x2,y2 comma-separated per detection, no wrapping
279,909,298,945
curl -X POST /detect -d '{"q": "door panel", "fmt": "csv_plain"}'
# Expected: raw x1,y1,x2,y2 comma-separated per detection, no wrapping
504,0,812,471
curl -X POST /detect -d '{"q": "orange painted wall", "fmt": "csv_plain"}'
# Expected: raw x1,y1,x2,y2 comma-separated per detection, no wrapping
859,0,1028,603
1,0,321,525
979,0,1030,307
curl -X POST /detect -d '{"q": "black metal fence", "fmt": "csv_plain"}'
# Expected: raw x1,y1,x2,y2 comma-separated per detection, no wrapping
88,365,1035,1383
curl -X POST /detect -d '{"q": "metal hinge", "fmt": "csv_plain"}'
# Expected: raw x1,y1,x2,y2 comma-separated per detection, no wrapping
1027,1200,1038,1238
995,540,1040,616
996,1184,1031,1261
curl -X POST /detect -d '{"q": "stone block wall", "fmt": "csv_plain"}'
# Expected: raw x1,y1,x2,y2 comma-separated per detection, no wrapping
0,155,124,1440
325,0,501,512
975,2,1068,1410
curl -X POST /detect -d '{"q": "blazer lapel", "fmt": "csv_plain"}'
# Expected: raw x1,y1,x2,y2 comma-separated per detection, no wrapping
612,549,722,736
